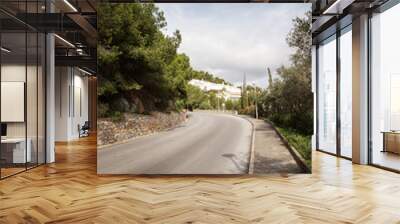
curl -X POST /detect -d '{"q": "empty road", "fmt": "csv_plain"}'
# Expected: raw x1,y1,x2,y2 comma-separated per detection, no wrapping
98,111,253,174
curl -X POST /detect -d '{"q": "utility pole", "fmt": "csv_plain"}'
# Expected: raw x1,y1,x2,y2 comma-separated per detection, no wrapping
241,73,247,109
253,82,258,119
244,73,249,107
267,67,273,90
217,93,220,111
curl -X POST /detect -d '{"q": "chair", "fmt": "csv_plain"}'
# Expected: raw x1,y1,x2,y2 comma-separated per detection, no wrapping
79,121,90,138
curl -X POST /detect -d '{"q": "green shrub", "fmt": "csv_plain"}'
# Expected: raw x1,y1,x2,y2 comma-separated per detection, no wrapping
199,101,212,110
238,105,255,116
276,126,311,169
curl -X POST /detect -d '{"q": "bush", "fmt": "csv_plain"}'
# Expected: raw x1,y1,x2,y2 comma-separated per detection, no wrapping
225,100,233,111
224,100,241,111
174,99,186,111
258,12,313,136
239,105,255,117
98,102,109,118
269,112,313,135
275,126,311,169
199,101,212,110
110,111,124,122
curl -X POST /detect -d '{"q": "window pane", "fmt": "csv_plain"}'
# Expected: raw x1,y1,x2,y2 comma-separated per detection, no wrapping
318,36,337,154
371,3,400,171
340,28,352,158
1,31,27,177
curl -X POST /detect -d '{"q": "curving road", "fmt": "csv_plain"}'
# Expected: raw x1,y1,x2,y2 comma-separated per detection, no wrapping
98,111,253,174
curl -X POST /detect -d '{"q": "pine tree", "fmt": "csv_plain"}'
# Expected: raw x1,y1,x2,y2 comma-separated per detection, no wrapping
267,67,273,91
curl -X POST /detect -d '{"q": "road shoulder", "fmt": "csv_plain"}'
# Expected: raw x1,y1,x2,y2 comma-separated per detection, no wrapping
245,118,304,174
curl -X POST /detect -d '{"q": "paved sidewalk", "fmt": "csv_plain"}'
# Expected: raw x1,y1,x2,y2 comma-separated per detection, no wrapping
248,118,303,174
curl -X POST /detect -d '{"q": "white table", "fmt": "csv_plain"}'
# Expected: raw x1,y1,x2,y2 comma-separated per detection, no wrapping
1,138,31,163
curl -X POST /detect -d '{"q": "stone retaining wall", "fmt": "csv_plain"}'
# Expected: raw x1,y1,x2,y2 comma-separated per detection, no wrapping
98,112,187,146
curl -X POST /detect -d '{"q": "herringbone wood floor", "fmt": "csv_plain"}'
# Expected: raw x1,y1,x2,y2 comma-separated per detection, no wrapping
1,135,400,224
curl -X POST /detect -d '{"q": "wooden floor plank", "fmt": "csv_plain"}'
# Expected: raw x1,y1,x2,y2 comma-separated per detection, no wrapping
0,135,399,223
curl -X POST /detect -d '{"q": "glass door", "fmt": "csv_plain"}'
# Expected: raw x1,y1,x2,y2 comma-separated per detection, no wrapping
370,3,400,171
0,1,47,179
339,26,352,158
1,30,28,178
317,35,337,154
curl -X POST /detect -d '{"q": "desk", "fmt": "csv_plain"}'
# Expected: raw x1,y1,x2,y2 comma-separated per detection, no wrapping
382,131,400,154
1,138,31,164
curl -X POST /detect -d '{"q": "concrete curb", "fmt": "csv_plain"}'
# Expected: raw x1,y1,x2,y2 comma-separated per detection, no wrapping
266,121,311,173
236,115,256,175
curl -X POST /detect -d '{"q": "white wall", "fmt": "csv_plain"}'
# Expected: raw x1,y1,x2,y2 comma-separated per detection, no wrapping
55,67,89,141
55,66,70,141
71,72,89,138
1,82,25,122
1,65,26,139
1,65,42,137
1,63,46,164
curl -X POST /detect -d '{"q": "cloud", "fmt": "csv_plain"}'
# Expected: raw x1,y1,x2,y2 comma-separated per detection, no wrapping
157,3,311,88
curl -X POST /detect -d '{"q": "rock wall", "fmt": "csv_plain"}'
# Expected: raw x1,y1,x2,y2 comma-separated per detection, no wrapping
98,112,187,146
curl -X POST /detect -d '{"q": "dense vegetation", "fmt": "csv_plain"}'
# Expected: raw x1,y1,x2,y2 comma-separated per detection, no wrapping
263,13,312,167
241,12,312,136
276,126,311,168
265,12,313,136
98,3,313,140
98,3,230,118
98,3,312,166
232,12,312,167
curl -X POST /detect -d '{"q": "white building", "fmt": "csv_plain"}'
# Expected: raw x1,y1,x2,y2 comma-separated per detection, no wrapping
188,79,241,101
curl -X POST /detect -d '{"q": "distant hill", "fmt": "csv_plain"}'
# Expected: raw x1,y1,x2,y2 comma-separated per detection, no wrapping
191,70,231,86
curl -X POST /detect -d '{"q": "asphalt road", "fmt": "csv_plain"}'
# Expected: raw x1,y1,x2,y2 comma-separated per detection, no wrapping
98,111,253,174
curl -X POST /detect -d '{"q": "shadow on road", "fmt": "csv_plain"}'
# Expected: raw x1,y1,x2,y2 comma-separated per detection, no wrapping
253,152,302,174
222,153,249,173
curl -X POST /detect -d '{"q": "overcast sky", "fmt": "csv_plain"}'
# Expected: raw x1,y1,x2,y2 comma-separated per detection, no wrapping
156,3,310,88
